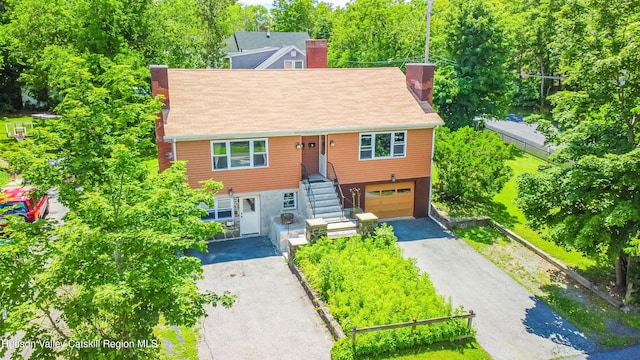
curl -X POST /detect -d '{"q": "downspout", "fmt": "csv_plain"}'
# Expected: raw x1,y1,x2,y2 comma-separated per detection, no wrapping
172,139,177,162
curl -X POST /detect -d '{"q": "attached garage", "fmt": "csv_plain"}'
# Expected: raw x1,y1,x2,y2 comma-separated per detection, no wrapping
365,182,414,219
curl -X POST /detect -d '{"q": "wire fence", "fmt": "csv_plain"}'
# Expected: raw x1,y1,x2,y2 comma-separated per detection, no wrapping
484,127,556,163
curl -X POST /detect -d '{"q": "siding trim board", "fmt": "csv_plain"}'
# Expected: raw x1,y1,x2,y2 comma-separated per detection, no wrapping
164,123,439,142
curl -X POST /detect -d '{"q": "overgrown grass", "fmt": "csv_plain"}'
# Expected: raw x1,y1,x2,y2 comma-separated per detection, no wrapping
153,320,200,360
455,227,640,348
296,225,476,360
367,339,490,360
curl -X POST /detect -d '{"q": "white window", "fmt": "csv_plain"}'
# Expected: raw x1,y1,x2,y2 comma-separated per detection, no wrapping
284,60,304,69
200,197,233,221
283,192,297,210
212,139,268,170
359,131,406,160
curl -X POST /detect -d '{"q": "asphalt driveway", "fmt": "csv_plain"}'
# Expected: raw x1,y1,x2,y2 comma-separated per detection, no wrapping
187,237,333,360
387,218,597,360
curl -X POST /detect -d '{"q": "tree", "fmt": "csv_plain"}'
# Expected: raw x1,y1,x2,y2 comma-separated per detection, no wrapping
6,47,159,208
195,0,237,68
500,0,565,111
227,3,271,32
310,2,335,40
517,0,640,301
1,50,235,358
328,0,427,67
271,0,315,33
0,3,22,112
433,126,513,203
2,0,233,105
432,0,513,129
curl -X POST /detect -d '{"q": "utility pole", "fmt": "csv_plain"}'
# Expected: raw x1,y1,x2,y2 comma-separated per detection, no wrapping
425,0,435,63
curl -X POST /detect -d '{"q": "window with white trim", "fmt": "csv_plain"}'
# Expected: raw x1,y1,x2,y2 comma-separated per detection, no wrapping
359,131,406,160
283,192,297,210
284,60,304,69
212,139,268,170
199,197,233,221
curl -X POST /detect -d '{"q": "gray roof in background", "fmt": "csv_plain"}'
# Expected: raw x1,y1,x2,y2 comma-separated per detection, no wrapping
224,32,311,53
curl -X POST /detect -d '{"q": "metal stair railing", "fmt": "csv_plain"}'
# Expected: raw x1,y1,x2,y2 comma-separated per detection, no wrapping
300,164,315,216
327,162,352,212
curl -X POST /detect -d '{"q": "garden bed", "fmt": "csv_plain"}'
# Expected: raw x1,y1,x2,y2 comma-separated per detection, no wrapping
294,225,474,359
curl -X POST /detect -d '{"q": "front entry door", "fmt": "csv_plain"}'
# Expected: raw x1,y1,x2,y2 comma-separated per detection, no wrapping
240,196,260,235
319,135,327,177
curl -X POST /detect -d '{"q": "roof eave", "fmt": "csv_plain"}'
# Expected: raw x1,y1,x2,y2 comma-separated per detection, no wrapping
164,121,445,142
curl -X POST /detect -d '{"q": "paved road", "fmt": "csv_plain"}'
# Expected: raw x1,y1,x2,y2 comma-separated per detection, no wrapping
187,237,333,360
387,218,597,360
485,118,556,150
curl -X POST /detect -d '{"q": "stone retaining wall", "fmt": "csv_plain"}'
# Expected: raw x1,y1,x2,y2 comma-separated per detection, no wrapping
430,204,491,229
490,221,625,309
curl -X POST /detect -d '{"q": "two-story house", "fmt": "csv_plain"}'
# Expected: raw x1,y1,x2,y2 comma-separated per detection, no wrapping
225,31,314,69
151,48,443,249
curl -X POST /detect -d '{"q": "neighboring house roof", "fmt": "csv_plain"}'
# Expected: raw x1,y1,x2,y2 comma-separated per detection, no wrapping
226,47,280,58
226,47,281,69
163,68,444,141
254,45,305,69
225,31,311,53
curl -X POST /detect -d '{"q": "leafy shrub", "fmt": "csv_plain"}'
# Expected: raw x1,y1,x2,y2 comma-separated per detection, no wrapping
295,225,473,358
434,126,514,203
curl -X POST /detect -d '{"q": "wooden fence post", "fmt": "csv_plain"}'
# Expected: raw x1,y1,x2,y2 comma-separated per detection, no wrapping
351,325,357,354
467,310,474,330
411,318,417,335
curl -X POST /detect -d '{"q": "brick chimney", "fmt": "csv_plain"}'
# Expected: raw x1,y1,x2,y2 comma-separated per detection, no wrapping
306,39,327,68
405,64,435,105
150,65,173,172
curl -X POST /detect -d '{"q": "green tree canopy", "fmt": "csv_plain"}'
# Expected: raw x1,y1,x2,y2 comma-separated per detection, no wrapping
271,0,314,33
1,50,234,358
517,0,640,300
432,0,513,129
1,0,234,106
328,0,427,67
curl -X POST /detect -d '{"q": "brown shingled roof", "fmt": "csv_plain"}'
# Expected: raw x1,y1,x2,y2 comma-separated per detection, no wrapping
163,67,444,140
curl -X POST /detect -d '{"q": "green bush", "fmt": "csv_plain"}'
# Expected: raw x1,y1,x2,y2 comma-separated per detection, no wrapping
434,126,514,203
296,225,473,358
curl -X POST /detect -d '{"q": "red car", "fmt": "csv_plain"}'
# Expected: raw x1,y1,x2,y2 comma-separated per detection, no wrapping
0,187,49,227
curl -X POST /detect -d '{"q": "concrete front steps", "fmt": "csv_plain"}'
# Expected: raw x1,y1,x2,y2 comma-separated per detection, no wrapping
306,179,345,221
327,220,357,238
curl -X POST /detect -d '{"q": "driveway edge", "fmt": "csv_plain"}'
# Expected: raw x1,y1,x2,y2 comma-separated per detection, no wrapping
491,221,625,309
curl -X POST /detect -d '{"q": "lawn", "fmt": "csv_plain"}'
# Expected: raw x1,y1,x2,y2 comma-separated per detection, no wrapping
434,150,597,272
492,152,596,271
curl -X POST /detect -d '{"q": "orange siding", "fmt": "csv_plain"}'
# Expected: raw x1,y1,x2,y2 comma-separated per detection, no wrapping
327,128,433,184
176,136,302,193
